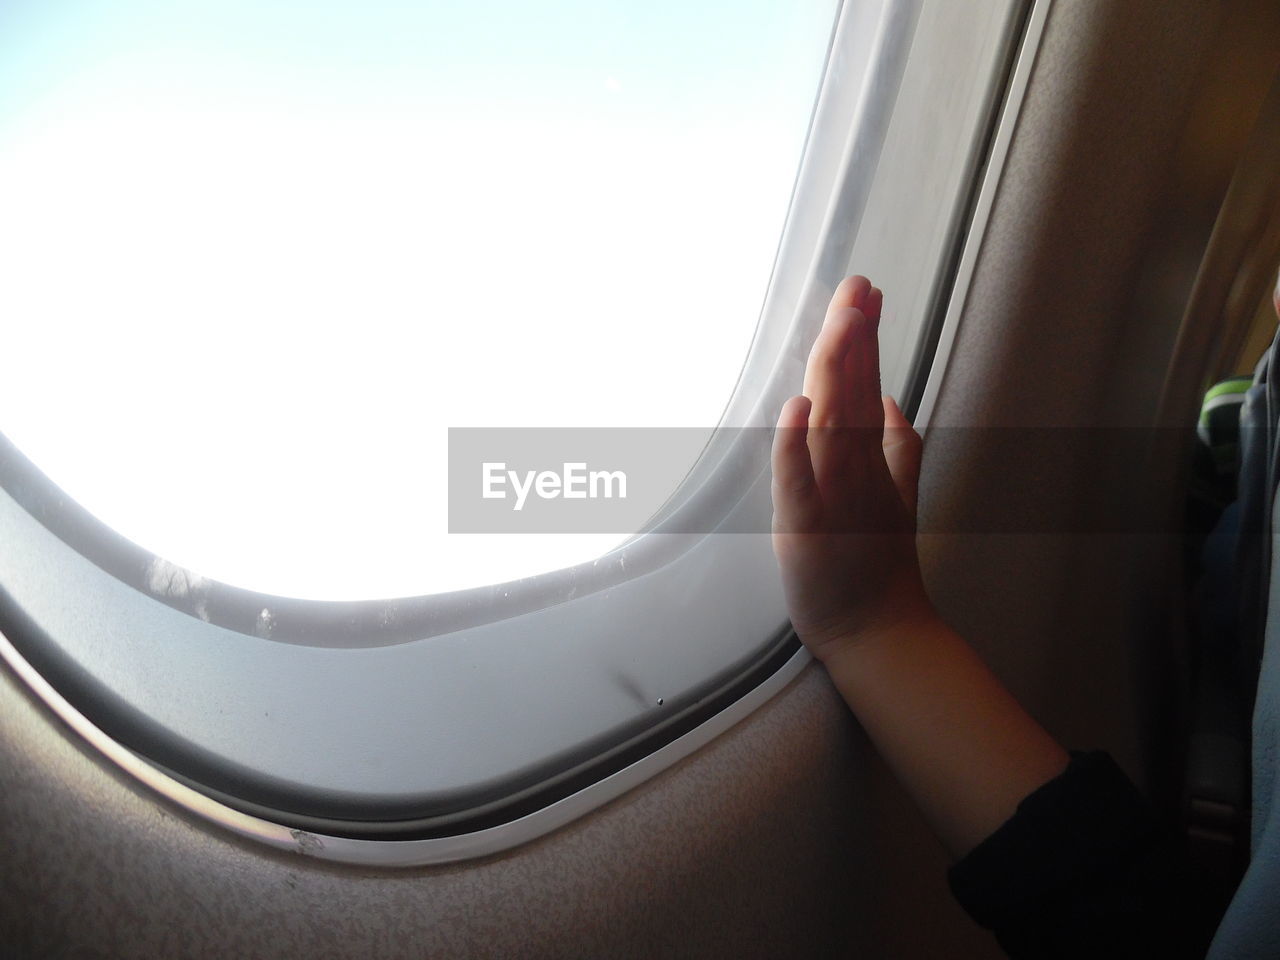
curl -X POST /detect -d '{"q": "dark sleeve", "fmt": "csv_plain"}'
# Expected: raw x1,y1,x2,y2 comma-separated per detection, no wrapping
947,751,1215,960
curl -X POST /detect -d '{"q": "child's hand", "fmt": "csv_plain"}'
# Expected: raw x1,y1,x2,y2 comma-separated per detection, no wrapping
771,276,937,662
772,278,1069,855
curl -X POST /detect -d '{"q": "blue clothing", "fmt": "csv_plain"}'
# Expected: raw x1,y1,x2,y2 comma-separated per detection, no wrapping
1207,330,1280,959
1207,494,1280,959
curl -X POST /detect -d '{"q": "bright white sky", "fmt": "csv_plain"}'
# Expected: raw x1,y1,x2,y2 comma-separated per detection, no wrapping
0,0,838,600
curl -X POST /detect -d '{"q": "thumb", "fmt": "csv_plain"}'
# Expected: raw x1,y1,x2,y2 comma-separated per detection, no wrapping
881,395,922,515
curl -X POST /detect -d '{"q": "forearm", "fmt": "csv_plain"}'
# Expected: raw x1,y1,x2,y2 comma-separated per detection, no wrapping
818,615,1070,859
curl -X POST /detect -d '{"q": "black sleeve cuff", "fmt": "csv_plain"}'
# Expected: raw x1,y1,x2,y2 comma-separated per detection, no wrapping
948,751,1158,932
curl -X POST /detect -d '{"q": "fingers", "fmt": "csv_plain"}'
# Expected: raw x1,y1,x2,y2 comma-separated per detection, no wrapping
805,277,883,430
771,396,821,533
850,284,883,430
881,395,923,515
845,306,883,431
827,275,872,317
800,276,887,487
803,307,857,427
803,306,859,487
864,285,883,325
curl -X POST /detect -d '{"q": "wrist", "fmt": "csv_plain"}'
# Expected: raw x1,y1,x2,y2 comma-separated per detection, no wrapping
804,603,948,666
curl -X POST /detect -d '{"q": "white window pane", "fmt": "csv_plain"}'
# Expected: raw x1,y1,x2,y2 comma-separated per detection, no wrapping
0,0,837,599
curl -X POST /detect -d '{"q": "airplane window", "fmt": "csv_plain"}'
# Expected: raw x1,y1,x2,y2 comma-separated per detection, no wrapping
0,0,837,600
0,0,1037,860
